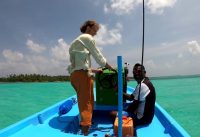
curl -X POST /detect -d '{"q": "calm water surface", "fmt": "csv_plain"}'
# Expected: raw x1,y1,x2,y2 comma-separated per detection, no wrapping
0,77,200,136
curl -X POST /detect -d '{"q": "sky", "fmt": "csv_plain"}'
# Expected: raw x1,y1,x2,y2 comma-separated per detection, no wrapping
0,0,200,77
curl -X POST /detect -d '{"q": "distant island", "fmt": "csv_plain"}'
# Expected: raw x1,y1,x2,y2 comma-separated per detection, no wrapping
128,74,200,81
1,73,200,82
149,74,200,80
0,74,70,82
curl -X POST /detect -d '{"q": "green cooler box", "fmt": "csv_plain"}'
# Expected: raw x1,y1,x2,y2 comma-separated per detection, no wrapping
95,68,126,105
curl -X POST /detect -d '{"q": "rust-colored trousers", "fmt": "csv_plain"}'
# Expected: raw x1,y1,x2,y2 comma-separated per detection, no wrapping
70,70,94,126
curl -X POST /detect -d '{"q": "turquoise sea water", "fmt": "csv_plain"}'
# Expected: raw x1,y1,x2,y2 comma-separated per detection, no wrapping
0,77,200,136
0,82,75,129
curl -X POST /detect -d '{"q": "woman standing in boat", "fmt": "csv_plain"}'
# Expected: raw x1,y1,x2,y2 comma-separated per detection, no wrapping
68,20,114,136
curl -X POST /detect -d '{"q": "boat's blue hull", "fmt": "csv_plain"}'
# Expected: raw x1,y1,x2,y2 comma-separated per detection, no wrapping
0,87,190,137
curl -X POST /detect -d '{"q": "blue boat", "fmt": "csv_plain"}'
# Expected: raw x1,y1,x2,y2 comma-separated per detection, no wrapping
0,0,192,136
0,85,190,137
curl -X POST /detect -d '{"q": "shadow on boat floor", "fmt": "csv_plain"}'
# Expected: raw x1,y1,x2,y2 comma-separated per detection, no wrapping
48,110,136,137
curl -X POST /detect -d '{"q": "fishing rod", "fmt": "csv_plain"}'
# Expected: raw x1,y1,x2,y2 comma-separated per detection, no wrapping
141,0,145,66
138,0,145,101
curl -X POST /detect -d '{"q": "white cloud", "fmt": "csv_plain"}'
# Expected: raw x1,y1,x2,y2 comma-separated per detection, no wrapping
122,39,200,77
95,23,122,46
145,59,156,69
104,0,141,15
104,0,176,15
165,62,173,69
2,49,24,62
26,39,46,53
187,40,200,55
178,53,183,58
26,55,48,65
51,38,70,61
147,0,177,14
0,38,70,76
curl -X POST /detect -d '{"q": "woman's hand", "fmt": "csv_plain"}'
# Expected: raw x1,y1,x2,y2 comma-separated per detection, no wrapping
91,68,103,74
105,63,115,71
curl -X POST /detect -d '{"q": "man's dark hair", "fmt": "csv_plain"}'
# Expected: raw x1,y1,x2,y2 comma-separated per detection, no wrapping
133,63,146,73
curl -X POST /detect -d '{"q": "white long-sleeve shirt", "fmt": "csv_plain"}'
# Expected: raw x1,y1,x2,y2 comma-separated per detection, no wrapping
68,34,107,75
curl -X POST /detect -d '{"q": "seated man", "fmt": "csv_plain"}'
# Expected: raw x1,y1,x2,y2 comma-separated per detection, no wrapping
111,63,156,127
